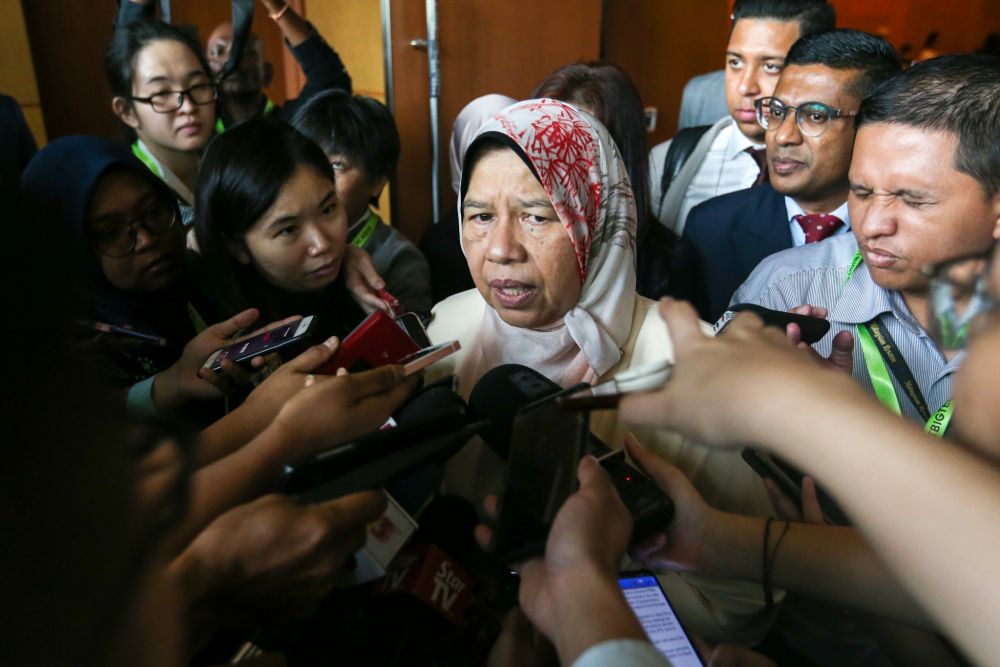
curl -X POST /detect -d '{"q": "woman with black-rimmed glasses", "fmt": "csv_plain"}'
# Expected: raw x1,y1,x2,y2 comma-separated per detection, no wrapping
106,20,218,227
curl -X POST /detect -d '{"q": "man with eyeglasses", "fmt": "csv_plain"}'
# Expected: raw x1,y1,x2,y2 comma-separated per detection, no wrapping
734,54,1000,434
672,30,900,321
649,0,836,235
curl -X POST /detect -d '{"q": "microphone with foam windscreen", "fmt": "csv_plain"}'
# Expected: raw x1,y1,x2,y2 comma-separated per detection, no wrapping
468,364,610,459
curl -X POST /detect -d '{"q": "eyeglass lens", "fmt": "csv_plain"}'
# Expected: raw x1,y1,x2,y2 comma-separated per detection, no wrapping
94,201,177,257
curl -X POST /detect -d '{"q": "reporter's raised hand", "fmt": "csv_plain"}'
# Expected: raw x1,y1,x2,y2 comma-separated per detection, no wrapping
619,298,839,447
151,308,263,412
236,336,341,430
270,364,415,461
343,245,395,315
173,491,386,625
625,434,722,573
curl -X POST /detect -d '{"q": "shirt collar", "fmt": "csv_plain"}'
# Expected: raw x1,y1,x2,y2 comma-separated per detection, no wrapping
784,197,851,227
829,243,897,325
724,120,763,161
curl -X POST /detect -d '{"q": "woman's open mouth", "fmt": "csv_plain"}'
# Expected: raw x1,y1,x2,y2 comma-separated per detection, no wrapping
490,279,537,308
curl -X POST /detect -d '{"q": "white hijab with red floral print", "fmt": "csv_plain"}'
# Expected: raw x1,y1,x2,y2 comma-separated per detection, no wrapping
457,99,637,389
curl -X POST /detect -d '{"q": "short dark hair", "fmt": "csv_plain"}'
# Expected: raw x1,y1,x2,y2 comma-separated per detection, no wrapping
194,118,335,317
531,61,651,231
857,54,1000,198
291,89,401,184
732,0,836,39
785,29,901,99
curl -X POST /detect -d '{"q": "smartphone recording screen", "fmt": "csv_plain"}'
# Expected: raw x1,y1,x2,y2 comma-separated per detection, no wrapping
619,574,704,667
491,399,588,560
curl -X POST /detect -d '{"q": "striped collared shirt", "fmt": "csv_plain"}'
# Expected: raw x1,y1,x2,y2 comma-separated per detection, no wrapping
732,233,964,425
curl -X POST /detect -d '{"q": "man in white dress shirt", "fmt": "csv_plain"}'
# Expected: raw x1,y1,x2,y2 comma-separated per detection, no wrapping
649,0,835,234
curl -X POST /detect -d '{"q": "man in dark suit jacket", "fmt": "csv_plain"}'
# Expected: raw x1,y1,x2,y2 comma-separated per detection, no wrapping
670,29,901,322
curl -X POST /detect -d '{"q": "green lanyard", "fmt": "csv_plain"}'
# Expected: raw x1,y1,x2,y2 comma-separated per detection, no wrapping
214,97,276,134
845,251,953,437
132,141,162,178
350,211,379,249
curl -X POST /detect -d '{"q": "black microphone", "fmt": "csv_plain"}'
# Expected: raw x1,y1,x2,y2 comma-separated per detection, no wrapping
468,364,611,459
282,384,484,503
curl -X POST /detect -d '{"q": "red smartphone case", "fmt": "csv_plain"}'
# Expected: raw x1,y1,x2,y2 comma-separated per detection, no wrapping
315,310,420,374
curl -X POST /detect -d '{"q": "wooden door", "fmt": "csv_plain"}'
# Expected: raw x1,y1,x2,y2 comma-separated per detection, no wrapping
387,0,602,243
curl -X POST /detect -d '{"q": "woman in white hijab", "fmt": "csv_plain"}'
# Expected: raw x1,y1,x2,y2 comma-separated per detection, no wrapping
427,99,775,644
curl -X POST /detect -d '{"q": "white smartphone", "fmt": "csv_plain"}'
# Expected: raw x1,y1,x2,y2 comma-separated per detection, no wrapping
619,571,704,666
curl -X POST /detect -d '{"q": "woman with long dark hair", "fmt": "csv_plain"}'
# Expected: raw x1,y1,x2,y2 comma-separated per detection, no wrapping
193,119,371,341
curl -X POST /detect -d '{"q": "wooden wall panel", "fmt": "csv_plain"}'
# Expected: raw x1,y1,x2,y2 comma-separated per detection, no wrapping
305,0,384,99
20,1,118,140
830,0,1000,56
602,0,730,146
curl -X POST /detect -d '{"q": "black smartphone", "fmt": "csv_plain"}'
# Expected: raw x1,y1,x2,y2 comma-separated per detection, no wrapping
619,571,705,666
203,316,316,373
741,448,850,525
395,312,432,348
490,390,589,563
716,303,830,344
283,405,483,503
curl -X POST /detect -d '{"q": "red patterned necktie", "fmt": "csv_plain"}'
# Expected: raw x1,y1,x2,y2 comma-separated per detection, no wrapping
794,213,844,244
743,146,769,186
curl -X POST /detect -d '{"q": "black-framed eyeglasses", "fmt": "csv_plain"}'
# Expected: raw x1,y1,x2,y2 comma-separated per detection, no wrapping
129,83,218,113
90,199,178,257
754,96,857,137
923,245,997,351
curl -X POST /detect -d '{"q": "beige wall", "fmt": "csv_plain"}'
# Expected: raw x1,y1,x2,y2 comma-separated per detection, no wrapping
304,0,391,220
1,0,46,145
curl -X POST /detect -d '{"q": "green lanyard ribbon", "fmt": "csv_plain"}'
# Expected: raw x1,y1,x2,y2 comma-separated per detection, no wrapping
350,211,379,249
132,141,162,178
845,251,952,438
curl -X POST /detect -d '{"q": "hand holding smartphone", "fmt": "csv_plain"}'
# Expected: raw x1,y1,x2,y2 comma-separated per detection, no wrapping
619,571,705,666
314,310,420,374
202,316,316,373
715,303,830,344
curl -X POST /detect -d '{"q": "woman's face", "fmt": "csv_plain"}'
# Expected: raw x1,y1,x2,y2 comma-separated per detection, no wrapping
87,171,186,293
236,165,348,294
462,148,581,330
116,39,216,154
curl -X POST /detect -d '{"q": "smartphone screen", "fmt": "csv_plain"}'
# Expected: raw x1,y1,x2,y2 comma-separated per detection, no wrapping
619,573,704,667
205,316,315,372
491,396,588,562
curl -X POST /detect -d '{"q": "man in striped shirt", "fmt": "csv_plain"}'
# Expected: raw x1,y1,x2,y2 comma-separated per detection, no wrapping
733,55,1000,430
